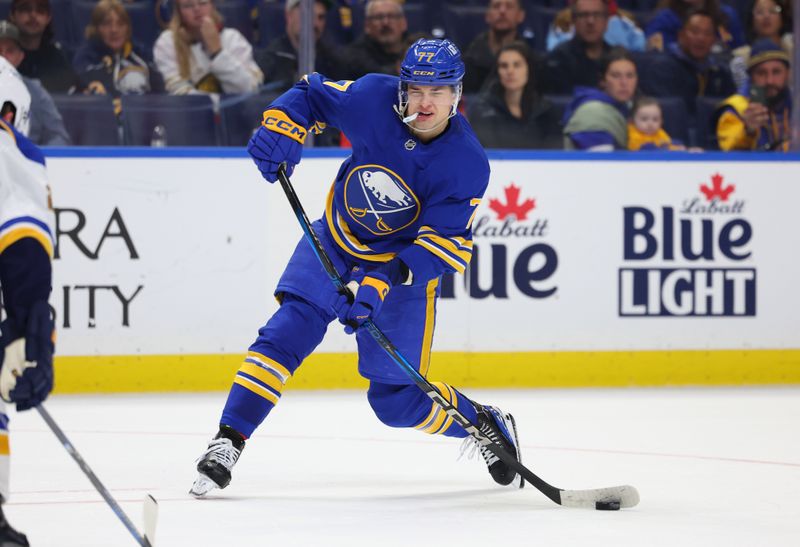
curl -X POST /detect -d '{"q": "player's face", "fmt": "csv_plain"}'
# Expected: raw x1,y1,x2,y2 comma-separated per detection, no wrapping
633,104,662,136
497,49,528,93
406,84,455,137
0,38,25,68
98,10,129,53
601,59,637,103
750,60,789,98
9,1,52,38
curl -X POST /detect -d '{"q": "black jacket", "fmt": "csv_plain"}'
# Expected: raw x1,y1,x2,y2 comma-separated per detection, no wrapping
468,92,562,149
255,34,346,90
543,37,611,95
18,40,80,94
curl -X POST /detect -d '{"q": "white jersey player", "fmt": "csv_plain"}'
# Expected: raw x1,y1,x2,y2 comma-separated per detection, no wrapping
0,56,56,547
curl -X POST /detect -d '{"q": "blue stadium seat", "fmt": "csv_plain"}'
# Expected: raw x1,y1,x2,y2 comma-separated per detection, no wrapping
526,4,558,52
50,0,76,50
694,96,725,150
442,3,486,50
71,0,162,57
657,96,689,145
0,0,11,20
121,94,219,146
219,89,282,146
257,0,285,47
51,94,122,145
216,0,253,44
542,94,572,126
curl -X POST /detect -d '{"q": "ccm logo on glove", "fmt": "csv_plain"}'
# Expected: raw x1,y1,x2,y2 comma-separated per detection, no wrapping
262,109,307,144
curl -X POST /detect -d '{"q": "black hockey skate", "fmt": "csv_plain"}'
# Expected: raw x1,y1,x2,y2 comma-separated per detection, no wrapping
189,426,246,497
462,404,524,488
0,505,29,547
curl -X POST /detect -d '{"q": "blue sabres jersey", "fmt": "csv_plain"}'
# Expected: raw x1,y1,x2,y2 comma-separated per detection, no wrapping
272,73,490,283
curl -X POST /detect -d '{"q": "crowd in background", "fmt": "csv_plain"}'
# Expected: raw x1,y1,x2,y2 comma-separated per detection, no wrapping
0,0,793,150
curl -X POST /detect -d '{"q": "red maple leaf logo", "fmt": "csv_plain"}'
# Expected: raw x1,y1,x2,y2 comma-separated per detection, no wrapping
489,184,536,220
700,173,735,202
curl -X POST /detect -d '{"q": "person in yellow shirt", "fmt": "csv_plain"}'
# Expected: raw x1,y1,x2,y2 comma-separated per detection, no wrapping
715,39,791,151
627,96,689,151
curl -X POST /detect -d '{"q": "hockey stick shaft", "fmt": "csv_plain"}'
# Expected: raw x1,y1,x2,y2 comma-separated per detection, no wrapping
276,163,585,507
36,404,153,546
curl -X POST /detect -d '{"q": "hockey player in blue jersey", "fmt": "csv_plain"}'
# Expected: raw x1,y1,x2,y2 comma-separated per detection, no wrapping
0,57,56,547
191,39,523,497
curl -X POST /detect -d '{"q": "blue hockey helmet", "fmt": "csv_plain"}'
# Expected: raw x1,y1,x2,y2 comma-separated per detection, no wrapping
399,38,465,85
395,39,464,128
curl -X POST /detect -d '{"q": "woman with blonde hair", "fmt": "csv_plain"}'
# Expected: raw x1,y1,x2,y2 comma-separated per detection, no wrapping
153,0,262,94
73,0,164,96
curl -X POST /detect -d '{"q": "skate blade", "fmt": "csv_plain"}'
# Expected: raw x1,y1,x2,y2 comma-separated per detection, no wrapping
189,474,218,498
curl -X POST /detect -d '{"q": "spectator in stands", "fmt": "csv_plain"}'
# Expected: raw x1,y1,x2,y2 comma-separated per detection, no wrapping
627,96,695,150
716,39,791,151
468,42,561,149
341,0,407,79
543,0,612,95
73,0,164,98
547,0,645,52
640,9,735,110
153,0,262,94
461,0,534,94
0,19,69,144
7,0,79,93
645,0,745,53
562,47,637,150
730,0,793,90
255,0,345,91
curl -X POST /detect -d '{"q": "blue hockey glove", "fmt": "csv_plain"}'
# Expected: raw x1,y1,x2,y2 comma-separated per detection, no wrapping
0,301,54,411
331,260,410,334
247,108,307,183
334,271,391,334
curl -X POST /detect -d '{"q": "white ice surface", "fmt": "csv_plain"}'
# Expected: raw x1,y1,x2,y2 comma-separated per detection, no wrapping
6,387,800,546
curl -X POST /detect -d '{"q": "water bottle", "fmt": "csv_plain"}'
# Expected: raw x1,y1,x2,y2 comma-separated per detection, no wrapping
150,124,167,147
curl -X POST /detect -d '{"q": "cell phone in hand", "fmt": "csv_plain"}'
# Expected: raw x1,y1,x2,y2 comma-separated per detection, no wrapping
749,85,767,105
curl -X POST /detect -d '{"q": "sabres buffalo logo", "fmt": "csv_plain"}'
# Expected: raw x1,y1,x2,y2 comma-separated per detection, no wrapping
344,164,420,235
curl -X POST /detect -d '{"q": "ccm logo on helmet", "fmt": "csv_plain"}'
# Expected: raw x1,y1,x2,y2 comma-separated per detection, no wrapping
262,109,307,144
413,70,435,76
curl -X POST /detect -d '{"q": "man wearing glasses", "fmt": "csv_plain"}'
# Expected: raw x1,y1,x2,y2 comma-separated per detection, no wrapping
543,0,611,94
342,0,407,79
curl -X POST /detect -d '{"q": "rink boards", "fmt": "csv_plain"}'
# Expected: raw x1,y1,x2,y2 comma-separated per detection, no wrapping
39,149,800,392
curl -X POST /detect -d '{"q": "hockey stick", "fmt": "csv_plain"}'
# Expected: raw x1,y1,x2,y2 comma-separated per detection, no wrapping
35,404,158,545
276,163,639,510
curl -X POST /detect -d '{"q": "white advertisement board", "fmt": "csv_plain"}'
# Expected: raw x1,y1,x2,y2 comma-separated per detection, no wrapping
44,155,800,360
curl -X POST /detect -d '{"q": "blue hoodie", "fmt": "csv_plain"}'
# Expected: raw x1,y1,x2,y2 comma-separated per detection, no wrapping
563,86,629,150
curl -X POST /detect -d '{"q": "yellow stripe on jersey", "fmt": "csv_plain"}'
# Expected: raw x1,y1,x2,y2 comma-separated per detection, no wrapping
246,351,292,381
233,376,279,405
0,119,16,142
325,184,396,262
418,278,438,378
238,362,285,394
323,80,354,92
414,239,465,272
415,382,455,434
417,233,473,263
0,226,54,257
0,433,9,455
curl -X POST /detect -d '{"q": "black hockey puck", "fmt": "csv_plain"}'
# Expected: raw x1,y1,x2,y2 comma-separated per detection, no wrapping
595,501,621,511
